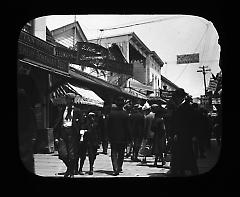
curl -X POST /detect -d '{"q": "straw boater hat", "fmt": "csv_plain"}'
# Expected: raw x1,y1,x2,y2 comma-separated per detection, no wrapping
88,112,95,117
151,104,159,108
142,101,151,110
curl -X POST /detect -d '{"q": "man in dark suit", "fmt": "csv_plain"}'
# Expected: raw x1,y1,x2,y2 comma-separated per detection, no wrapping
54,93,81,178
107,97,131,176
129,104,144,161
169,90,199,176
98,103,111,154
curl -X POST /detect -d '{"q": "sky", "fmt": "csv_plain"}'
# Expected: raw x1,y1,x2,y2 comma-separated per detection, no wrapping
45,14,221,98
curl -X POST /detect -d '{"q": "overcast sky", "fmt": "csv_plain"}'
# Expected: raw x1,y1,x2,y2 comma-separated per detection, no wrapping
46,14,221,97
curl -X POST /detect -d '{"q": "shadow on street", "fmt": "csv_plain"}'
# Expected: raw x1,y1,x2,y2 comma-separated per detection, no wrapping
94,170,114,175
147,172,168,177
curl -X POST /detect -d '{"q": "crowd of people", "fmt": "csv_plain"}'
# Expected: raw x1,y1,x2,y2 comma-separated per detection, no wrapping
17,68,222,178
50,88,222,178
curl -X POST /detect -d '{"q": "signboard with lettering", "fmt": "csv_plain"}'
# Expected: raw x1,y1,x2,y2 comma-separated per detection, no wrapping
18,30,55,55
77,42,133,76
18,41,69,74
55,46,77,63
18,31,69,74
160,89,174,100
177,53,199,64
123,87,148,99
77,42,109,60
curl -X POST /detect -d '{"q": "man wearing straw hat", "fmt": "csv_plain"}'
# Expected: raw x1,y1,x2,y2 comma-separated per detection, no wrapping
53,92,81,178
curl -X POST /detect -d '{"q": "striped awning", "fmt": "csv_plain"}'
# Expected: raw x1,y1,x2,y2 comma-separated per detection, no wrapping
50,83,104,107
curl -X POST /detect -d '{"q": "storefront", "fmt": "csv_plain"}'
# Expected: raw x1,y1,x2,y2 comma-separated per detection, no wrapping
18,30,141,154
18,30,72,153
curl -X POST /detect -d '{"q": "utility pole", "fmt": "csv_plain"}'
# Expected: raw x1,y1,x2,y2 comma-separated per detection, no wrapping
197,65,211,95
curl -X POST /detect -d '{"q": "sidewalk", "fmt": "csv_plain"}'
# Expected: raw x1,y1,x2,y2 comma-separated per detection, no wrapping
34,139,221,178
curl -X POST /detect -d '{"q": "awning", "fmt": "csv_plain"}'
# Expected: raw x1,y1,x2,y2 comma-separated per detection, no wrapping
122,87,148,100
128,78,154,93
68,84,104,107
148,96,167,104
50,83,104,107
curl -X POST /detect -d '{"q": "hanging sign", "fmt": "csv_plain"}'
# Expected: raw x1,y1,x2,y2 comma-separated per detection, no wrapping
177,53,199,64
77,42,133,76
160,89,175,100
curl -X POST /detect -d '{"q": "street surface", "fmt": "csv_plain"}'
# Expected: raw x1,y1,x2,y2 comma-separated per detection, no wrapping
34,139,221,178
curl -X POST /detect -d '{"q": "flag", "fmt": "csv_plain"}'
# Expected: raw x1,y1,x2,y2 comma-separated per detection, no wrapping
211,73,217,80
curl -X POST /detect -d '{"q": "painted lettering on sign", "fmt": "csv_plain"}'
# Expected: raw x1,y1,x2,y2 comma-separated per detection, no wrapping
18,41,69,73
55,46,77,63
18,30,55,55
177,53,199,64
77,42,133,76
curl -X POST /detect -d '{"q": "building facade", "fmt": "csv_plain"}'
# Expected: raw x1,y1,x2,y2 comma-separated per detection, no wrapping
161,75,179,91
89,32,164,97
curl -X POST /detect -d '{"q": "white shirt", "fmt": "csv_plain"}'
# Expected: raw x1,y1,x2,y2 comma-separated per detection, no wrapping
63,106,74,127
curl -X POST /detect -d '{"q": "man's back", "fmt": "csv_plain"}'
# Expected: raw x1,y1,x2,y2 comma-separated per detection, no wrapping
130,111,145,139
108,108,130,143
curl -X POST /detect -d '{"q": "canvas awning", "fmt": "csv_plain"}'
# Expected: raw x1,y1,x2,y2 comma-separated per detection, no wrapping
122,87,148,100
68,84,104,107
50,83,104,107
128,78,154,93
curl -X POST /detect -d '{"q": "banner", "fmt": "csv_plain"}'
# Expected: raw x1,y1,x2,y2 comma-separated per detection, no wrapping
177,53,199,64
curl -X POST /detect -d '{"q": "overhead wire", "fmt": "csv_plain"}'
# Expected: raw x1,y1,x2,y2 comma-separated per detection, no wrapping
173,22,210,83
98,15,185,31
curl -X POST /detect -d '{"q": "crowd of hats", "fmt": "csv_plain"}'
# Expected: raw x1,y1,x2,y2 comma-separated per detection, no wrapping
65,88,190,112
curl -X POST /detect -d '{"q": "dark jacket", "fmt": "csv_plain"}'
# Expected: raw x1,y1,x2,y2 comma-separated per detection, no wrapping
98,114,109,140
171,101,197,170
81,116,100,146
107,107,130,144
129,111,145,140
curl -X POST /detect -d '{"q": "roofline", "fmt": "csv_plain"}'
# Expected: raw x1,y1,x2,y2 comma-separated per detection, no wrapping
51,21,88,41
89,32,163,66
130,32,152,55
89,32,151,54
161,75,179,89
150,51,164,67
